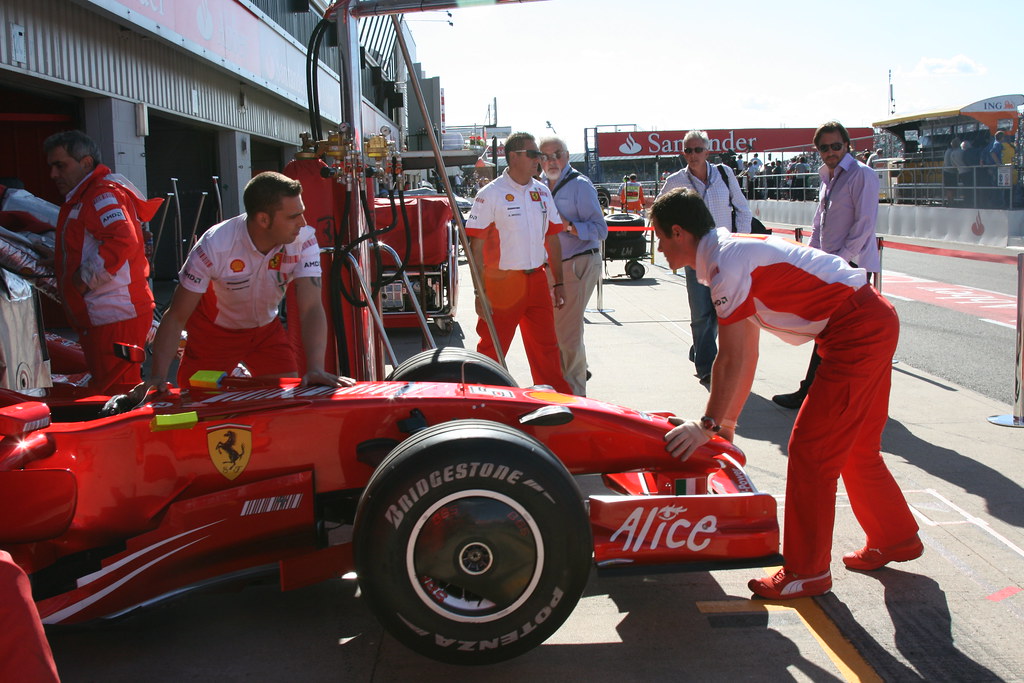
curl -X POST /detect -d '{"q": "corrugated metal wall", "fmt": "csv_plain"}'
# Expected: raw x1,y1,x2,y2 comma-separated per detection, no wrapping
0,0,312,145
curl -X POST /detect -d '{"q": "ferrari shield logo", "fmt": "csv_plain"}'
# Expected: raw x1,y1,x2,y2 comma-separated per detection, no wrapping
207,424,253,480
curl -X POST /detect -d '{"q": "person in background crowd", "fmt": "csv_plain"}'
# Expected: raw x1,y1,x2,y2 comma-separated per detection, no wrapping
745,153,764,199
659,130,751,387
774,121,880,409
959,139,979,205
997,131,1017,186
652,187,921,600
539,136,608,396
944,137,963,205
465,132,571,393
867,148,882,166
138,172,352,395
620,173,646,215
791,156,811,200
44,130,158,391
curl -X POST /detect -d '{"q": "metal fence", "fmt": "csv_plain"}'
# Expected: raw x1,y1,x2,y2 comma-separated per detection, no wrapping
746,165,1019,209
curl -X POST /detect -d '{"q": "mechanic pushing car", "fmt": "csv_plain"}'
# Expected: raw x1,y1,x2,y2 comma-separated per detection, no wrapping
652,187,922,600
139,172,354,393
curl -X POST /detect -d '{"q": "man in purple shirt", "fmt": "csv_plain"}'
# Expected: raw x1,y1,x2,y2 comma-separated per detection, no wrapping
773,121,880,409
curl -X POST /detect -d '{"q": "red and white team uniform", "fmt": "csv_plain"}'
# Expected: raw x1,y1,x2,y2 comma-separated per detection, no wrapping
697,228,918,576
466,171,571,393
177,215,320,386
55,163,158,389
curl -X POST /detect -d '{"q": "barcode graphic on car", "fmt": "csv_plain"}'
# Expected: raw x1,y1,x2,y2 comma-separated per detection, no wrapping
241,494,303,516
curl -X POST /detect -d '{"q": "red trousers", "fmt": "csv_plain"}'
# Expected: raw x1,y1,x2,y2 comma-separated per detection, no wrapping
179,317,297,388
784,286,918,575
78,314,151,392
476,268,571,394
0,552,60,682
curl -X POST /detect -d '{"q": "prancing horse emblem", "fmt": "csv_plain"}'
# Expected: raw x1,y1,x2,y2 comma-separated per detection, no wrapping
206,424,253,480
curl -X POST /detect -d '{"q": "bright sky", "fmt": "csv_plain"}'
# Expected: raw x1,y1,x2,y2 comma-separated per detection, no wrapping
407,0,1021,155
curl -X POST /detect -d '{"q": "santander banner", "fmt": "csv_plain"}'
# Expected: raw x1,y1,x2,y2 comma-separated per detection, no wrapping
597,128,875,158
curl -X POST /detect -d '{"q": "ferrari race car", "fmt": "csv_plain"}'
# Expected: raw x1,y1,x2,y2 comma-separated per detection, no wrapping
0,349,779,665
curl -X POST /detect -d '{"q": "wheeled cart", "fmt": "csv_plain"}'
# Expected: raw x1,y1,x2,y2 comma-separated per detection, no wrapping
375,196,458,332
604,212,649,280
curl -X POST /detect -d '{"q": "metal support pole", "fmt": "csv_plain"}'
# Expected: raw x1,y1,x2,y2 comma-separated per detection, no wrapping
151,192,173,259
211,176,223,224
390,13,506,368
872,235,884,291
586,240,613,314
170,177,182,270
185,192,207,249
988,252,1024,427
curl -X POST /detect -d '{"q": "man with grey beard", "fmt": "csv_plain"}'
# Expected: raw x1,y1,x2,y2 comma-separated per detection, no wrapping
538,136,608,396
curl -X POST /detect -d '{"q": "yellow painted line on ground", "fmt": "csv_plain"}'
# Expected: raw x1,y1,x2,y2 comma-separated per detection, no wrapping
698,567,882,683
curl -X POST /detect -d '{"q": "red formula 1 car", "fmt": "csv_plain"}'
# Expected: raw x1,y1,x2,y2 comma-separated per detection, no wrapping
0,350,779,665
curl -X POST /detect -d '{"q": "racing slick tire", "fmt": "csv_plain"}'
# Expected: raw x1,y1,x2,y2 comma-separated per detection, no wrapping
386,347,517,387
353,420,592,665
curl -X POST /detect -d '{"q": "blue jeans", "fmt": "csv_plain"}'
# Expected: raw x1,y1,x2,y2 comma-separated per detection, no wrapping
684,266,717,378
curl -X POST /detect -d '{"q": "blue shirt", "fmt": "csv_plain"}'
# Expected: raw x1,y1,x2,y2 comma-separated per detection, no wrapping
984,140,1002,166
546,165,608,259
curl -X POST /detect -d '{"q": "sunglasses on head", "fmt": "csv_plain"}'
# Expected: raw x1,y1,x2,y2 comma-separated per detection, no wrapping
817,142,846,153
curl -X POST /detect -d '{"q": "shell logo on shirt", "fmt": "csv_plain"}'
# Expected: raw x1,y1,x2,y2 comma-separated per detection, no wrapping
529,191,540,202
505,194,515,202
230,259,245,273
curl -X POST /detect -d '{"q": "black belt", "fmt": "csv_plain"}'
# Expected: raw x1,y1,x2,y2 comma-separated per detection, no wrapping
563,248,599,261
488,267,544,275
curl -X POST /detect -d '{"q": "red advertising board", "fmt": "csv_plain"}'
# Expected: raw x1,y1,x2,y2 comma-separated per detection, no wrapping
597,128,875,158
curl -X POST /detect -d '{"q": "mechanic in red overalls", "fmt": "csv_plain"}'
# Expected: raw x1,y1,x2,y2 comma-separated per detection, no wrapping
465,132,571,393
44,130,158,390
652,187,922,600
139,172,353,393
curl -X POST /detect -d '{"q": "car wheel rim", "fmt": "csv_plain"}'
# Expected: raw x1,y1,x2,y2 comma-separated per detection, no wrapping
406,489,543,623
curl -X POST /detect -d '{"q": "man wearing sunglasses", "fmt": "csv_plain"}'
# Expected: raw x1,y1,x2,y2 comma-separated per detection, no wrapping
465,132,571,393
659,129,752,388
773,120,880,409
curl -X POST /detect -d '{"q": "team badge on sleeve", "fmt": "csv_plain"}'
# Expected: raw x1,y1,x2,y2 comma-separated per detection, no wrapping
530,191,540,202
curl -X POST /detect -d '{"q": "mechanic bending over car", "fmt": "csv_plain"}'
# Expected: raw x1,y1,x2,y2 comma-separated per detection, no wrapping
652,188,923,600
137,172,354,396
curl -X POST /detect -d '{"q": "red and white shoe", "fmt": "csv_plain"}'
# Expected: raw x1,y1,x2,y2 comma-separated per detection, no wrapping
748,568,832,600
843,535,924,571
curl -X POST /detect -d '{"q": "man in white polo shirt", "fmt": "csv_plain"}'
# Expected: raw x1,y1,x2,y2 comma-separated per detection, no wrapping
465,132,571,393
142,172,352,391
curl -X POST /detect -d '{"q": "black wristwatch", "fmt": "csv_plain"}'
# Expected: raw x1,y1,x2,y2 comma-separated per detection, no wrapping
700,416,721,433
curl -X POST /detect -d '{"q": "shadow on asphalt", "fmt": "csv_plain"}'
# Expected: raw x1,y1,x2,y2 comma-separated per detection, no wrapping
820,569,1002,682
882,418,1024,529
